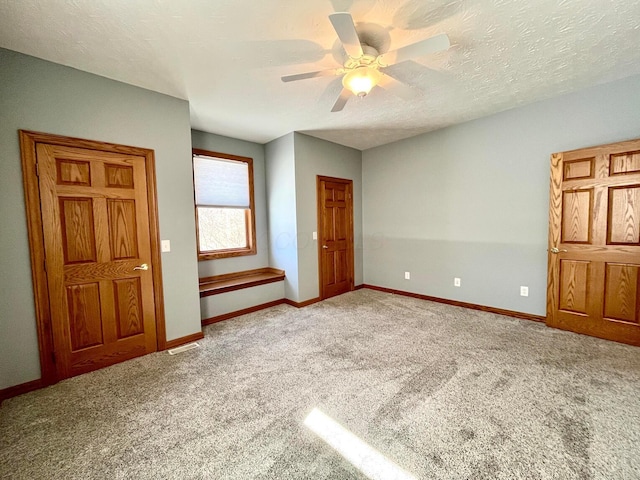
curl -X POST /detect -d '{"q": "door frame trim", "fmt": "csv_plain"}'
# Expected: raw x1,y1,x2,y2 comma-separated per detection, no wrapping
19,130,167,386
316,175,355,300
545,152,563,326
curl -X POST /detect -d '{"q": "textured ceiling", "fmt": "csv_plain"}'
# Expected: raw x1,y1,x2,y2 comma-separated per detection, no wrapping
1,0,640,150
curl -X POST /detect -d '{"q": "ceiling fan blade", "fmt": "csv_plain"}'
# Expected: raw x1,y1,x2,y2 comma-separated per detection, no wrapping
378,72,420,101
329,12,364,58
281,68,338,83
331,88,351,112
380,33,450,66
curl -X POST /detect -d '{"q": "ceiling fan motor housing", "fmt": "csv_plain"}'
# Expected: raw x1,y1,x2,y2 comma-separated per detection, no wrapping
344,44,380,68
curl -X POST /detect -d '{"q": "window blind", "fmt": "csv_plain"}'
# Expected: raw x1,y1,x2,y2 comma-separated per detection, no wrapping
194,156,249,207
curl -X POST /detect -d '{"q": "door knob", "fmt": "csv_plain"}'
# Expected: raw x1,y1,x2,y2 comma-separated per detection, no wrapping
133,263,149,271
322,245,328,249
549,247,567,254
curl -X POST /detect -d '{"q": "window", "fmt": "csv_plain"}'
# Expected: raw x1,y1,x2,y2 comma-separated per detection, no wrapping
192,149,256,260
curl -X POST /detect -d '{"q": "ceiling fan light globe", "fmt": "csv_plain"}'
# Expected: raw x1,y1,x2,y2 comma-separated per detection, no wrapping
342,67,382,97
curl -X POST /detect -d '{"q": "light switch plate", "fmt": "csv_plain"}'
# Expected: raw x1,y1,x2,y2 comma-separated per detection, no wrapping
312,231,317,240
161,240,171,252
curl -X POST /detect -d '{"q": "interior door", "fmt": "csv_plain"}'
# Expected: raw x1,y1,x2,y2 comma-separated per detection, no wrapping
317,176,354,299
547,139,640,346
37,143,159,378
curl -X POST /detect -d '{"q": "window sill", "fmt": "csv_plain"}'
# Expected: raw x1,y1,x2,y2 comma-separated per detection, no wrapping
199,267,285,297
198,246,257,261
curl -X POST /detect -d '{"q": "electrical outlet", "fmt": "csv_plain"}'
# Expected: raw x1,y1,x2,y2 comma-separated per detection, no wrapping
161,240,171,252
404,272,410,280
520,286,529,297
454,277,461,287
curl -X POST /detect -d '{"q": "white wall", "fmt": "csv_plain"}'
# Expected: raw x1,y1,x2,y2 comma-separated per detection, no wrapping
0,49,202,389
362,74,640,316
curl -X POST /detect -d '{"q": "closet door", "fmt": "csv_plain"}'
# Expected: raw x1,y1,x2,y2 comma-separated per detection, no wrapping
547,139,640,346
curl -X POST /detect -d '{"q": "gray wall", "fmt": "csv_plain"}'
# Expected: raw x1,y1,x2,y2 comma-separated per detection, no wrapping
362,74,640,316
264,133,363,303
191,130,270,276
199,283,284,319
293,133,363,301
192,130,283,318
265,134,300,300
0,49,201,389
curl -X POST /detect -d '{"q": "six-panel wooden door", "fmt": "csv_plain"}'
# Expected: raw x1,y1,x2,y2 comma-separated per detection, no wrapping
547,139,640,346
317,176,354,299
37,143,159,378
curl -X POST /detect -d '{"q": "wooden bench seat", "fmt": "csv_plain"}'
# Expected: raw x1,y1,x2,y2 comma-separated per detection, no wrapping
199,267,285,297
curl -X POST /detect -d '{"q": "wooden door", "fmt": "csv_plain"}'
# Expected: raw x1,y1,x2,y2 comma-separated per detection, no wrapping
317,176,354,299
21,131,165,382
547,139,640,346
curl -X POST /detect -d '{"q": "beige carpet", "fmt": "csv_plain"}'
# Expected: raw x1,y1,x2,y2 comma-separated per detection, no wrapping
1,289,639,479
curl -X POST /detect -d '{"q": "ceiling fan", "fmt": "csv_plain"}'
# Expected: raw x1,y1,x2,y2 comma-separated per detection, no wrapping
281,12,450,112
